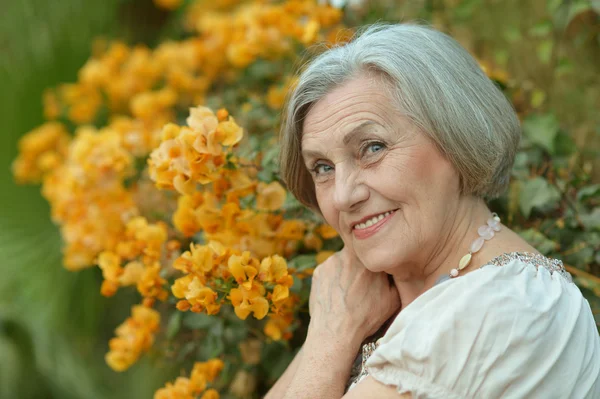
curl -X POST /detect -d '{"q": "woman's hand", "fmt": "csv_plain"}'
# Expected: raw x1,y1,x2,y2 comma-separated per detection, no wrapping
307,246,401,347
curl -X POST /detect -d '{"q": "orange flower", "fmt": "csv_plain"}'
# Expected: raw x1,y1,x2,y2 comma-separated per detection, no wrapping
137,261,169,301
156,359,223,399
256,181,287,211
258,255,287,282
154,377,193,399
228,251,260,289
316,224,338,239
276,220,306,240
12,121,71,184
174,243,214,275
186,277,221,315
229,282,269,320
215,117,243,146
186,106,219,136
173,193,204,236
105,305,160,372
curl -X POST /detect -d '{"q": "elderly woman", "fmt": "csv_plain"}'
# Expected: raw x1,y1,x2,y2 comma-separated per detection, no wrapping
265,24,600,399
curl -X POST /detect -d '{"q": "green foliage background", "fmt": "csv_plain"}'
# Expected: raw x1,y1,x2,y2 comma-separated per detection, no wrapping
1,1,599,398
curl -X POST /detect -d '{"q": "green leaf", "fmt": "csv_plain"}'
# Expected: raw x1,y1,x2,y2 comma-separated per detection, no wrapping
580,208,600,231
289,254,317,272
522,114,560,154
537,39,554,64
577,184,600,202
503,26,522,42
547,0,563,14
517,228,559,255
519,177,561,218
453,0,482,19
529,20,553,37
166,312,182,340
553,132,577,156
183,312,215,330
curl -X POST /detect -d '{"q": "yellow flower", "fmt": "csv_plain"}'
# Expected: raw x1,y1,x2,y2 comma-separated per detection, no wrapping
173,193,204,237
276,220,306,240
266,84,287,110
154,377,193,399
105,305,160,372
228,251,259,289
118,261,145,286
12,121,70,184
301,19,320,44
172,274,194,298
264,312,293,341
156,359,223,399
98,251,123,281
316,224,338,239
256,181,286,211
229,282,269,320
303,232,323,251
201,389,219,399
186,277,221,315
137,261,169,301
191,358,224,384
215,117,243,146
258,255,287,283
186,106,219,136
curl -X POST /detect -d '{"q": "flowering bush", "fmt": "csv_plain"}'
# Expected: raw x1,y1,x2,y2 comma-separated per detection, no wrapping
11,0,600,397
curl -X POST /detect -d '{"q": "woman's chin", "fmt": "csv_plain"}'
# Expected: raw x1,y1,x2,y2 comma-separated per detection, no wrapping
357,255,395,274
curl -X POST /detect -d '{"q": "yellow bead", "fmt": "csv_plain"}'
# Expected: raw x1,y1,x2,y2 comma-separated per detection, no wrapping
458,253,472,270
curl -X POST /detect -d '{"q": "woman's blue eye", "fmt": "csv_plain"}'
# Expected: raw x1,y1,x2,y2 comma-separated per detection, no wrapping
314,163,333,175
366,142,385,154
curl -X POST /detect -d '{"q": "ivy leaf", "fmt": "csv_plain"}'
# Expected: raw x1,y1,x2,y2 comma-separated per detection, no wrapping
522,113,560,154
519,177,561,218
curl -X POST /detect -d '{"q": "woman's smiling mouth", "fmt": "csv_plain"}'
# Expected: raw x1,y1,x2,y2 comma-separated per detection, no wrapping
352,209,397,239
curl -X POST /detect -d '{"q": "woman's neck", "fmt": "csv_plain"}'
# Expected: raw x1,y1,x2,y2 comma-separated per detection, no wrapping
390,197,493,309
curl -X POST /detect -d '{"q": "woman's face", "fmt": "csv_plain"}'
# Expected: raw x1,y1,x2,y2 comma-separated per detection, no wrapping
301,73,461,276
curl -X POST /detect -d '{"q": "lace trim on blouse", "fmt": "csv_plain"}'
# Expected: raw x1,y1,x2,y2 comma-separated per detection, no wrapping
345,252,573,392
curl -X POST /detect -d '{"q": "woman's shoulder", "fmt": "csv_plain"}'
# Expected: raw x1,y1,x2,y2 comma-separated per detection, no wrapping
365,252,600,398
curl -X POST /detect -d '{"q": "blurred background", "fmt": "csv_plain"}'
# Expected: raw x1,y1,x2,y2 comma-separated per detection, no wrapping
1,0,599,398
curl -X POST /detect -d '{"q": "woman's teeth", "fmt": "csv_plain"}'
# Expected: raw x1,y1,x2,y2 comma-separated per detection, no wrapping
354,211,392,230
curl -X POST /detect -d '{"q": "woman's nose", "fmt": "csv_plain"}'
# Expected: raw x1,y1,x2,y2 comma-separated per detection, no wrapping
333,165,369,212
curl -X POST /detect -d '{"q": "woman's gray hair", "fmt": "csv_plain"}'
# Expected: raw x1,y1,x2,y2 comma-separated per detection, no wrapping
279,23,521,211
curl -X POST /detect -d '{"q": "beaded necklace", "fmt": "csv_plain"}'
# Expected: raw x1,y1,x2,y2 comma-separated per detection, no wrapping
450,213,501,278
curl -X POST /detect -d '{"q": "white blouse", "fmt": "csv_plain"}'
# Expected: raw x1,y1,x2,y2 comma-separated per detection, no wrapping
358,253,600,398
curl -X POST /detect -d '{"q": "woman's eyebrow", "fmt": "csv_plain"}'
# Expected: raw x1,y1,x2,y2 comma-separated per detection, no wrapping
301,121,380,161
342,121,379,146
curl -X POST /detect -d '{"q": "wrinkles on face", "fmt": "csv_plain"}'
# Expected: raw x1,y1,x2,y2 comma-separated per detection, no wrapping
300,73,461,277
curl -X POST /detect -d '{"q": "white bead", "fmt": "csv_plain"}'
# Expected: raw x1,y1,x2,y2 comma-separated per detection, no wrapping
470,237,485,253
478,225,492,236
481,229,495,240
450,268,459,277
487,218,501,232
493,215,500,222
